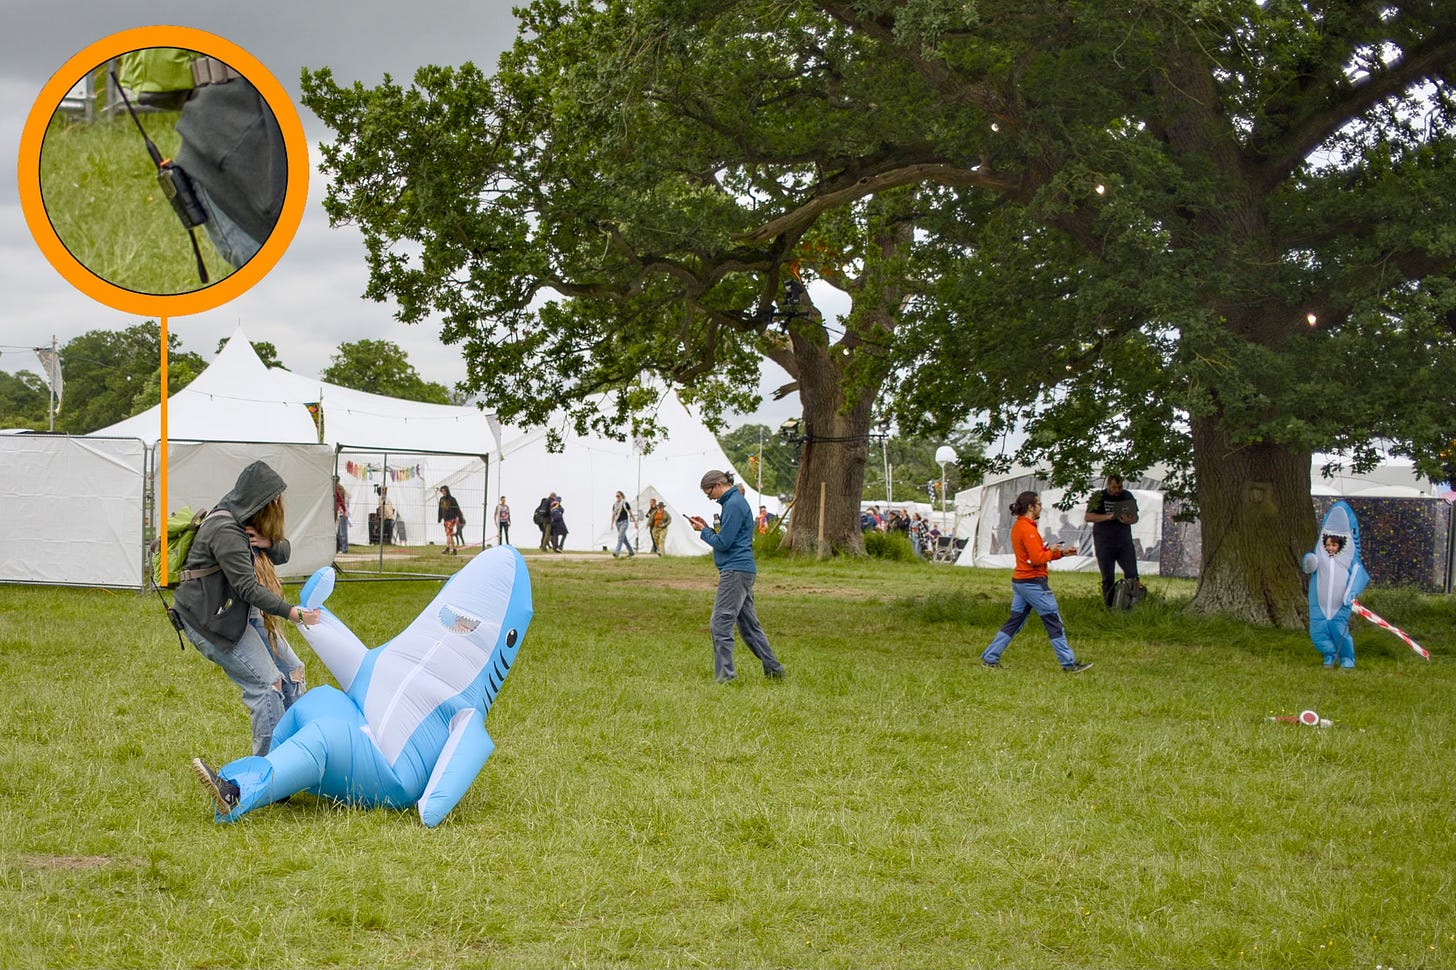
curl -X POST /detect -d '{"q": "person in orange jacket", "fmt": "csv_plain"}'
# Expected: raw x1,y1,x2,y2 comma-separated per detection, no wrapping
980,490,1092,673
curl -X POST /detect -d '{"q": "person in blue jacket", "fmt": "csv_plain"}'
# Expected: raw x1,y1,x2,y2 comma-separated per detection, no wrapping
1302,500,1369,669
687,470,786,684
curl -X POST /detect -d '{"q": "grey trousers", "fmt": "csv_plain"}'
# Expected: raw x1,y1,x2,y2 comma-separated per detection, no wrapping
710,569,784,680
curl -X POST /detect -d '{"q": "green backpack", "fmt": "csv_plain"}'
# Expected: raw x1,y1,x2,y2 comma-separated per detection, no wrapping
116,48,199,109
149,506,231,588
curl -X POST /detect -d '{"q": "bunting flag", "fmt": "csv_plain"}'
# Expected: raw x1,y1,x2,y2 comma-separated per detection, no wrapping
305,402,324,444
1352,601,1432,660
339,461,424,481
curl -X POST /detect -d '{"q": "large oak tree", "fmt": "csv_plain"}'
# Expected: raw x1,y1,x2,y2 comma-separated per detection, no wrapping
304,0,1456,623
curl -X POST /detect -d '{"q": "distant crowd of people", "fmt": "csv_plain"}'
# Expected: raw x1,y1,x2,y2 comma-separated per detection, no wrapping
860,504,944,559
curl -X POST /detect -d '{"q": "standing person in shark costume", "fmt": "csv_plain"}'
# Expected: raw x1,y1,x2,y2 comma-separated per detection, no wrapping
1302,500,1369,669
191,545,533,827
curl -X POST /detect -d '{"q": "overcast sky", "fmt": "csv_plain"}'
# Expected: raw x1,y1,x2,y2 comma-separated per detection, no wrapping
0,0,798,427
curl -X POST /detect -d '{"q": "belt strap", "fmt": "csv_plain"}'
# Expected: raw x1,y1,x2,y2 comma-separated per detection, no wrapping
191,56,242,87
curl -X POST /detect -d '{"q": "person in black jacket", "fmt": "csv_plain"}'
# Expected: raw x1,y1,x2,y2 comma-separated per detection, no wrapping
534,494,555,551
437,485,466,556
1084,474,1143,608
173,461,321,754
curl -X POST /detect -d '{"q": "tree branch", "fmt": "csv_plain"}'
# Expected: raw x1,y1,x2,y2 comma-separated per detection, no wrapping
1254,25,1456,190
740,163,1017,243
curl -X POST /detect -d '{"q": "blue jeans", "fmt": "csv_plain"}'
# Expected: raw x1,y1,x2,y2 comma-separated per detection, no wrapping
982,578,1077,668
614,519,634,556
711,570,784,680
196,182,263,269
185,614,306,755
337,514,349,554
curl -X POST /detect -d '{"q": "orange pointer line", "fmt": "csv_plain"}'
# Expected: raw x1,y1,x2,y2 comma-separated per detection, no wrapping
160,316,170,586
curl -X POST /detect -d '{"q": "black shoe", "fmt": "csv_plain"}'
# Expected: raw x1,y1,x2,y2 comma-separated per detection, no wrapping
981,660,1003,669
191,758,239,814
715,674,737,684
1063,661,1094,674
766,668,785,680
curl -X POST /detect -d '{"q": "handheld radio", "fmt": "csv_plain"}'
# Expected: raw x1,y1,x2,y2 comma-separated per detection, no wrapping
111,70,210,284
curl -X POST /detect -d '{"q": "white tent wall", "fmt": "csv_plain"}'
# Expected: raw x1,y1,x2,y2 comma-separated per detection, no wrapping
958,475,1164,574
494,392,772,556
163,441,337,579
0,435,147,587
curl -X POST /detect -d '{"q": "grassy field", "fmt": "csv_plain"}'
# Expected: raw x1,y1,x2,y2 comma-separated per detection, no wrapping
1,551,1453,968
39,106,233,293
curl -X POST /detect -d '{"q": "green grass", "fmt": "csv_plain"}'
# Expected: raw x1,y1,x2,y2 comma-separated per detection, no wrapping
2,553,1454,968
38,110,233,293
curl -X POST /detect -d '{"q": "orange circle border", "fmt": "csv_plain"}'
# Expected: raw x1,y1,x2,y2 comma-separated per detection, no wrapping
16,26,309,317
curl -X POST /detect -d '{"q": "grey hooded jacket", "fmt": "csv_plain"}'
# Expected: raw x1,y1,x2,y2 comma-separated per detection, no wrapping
172,460,294,649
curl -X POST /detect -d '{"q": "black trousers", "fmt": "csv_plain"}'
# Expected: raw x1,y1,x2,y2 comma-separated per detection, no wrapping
1095,534,1139,607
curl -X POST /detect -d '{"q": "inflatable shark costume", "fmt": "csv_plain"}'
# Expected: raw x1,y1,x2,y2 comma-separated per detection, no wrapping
1302,501,1368,669
197,545,532,826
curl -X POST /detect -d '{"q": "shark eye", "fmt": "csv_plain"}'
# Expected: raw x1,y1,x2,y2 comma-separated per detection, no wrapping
506,629,518,647
437,605,480,634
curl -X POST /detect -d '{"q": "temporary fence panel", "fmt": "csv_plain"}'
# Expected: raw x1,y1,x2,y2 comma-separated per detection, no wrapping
0,435,147,587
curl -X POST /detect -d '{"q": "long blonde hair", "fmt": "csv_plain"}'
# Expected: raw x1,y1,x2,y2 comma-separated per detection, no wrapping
249,496,286,650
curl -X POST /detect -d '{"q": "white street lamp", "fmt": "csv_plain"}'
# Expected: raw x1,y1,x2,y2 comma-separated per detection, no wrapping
934,445,958,529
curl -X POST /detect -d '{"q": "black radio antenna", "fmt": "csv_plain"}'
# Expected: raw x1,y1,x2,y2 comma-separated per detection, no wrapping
110,70,210,285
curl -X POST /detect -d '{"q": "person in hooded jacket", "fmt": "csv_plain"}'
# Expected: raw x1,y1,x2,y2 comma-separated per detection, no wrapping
173,461,322,755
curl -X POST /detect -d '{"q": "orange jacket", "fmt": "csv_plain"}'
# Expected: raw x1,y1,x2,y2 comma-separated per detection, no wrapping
1011,515,1063,580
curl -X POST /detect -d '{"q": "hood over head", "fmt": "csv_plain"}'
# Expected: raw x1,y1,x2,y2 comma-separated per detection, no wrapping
217,460,287,522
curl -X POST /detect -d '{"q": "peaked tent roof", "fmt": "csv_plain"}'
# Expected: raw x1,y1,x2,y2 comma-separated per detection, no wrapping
94,326,500,455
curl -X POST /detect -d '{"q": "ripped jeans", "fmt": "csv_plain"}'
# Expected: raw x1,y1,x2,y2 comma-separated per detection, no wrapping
184,613,306,756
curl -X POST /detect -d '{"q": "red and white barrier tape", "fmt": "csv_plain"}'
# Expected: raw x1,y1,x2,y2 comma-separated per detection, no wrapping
1352,601,1431,660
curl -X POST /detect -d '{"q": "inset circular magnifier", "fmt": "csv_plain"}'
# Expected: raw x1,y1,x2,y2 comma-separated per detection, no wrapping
18,26,308,317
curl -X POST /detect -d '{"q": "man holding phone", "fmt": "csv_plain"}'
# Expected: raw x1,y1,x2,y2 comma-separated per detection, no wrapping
1084,473,1142,608
688,470,786,684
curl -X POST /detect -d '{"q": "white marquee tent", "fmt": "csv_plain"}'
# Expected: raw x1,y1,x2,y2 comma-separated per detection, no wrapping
90,326,768,558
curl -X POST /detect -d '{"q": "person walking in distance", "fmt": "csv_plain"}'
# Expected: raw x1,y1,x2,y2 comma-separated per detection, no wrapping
534,494,554,551
332,476,349,554
437,485,466,556
649,499,671,556
687,469,785,684
496,496,512,546
610,490,635,558
981,490,1092,673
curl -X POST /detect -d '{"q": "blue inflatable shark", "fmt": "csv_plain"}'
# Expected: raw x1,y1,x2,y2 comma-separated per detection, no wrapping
193,545,533,826
1302,500,1368,669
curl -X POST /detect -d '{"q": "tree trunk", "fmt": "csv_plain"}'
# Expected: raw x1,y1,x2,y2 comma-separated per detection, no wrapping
1188,415,1315,627
781,343,876,557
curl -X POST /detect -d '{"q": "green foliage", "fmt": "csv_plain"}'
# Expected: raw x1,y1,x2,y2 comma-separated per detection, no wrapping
717,423,799,498
320,339,452,404
0,370,50,429
862,529,919,561
2,555,1455,967
56,322,204,434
